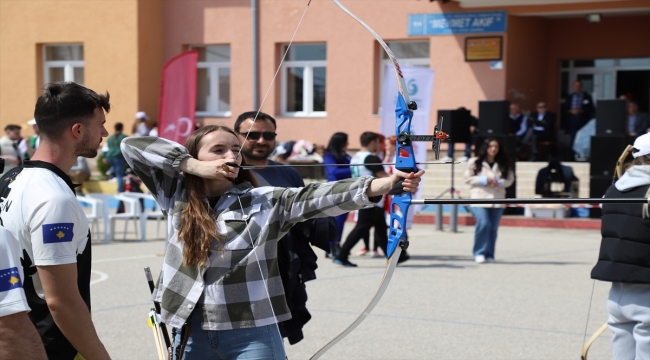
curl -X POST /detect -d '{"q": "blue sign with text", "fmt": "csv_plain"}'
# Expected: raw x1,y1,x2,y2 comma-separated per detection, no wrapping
408,11,507,36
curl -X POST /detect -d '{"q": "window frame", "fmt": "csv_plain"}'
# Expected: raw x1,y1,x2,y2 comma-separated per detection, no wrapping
191,45,232,118
280,46,327,118
43,44,84,84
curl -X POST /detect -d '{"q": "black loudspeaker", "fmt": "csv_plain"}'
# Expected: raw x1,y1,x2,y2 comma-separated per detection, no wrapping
438,109,471,143
479,100,510,135
589,176,612,198
590,135,629,176
589,176,614,218
474,135,517,198
596,99,627,135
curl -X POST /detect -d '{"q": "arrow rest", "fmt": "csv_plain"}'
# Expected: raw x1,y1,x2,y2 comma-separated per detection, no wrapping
408,101,418,111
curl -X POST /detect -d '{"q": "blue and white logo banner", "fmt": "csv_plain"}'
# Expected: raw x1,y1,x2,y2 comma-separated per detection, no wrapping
409,11,507,36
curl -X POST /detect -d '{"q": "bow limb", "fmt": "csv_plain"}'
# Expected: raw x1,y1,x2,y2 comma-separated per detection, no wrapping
332,0,410,103
580,323,608,360
309,247,403,360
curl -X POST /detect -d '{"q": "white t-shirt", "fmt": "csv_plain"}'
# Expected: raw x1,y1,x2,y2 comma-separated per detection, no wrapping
0,227,30,317
0,163,89,298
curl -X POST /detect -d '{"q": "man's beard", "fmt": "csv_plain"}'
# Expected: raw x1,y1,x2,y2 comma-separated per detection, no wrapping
75,135,100,158
242,143,273,161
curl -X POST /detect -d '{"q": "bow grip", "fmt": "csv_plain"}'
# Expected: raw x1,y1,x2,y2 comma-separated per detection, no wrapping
388,179,405,195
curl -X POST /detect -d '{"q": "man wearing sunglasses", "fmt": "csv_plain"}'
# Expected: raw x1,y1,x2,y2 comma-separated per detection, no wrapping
233,111,284,173
234,111,338,345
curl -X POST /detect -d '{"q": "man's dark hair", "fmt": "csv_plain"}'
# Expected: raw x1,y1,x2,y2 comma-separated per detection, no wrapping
4,124,21,132
34,82,111,139
233,111,277,133
360,131,379,147
114,122,124,132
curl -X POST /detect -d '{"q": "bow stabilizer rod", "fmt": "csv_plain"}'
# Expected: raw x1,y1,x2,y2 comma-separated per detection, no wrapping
411,198,650,205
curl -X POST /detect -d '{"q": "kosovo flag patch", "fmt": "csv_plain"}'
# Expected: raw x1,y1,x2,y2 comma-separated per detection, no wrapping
0,267,22,292
42,223,74,244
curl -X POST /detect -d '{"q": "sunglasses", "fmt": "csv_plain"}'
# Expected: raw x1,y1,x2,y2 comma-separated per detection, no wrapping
240,132,277,141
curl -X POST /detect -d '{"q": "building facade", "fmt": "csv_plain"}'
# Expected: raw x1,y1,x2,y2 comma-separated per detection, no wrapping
1,0,649,149
0,0,164,135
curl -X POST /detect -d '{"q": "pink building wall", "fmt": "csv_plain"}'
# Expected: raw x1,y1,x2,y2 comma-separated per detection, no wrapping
163,0,650,148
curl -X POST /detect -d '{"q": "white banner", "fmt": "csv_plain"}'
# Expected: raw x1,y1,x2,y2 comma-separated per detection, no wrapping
380,65,435,166
380,65,435,220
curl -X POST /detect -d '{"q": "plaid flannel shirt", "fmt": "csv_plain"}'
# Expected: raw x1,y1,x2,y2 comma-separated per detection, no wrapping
121,136,376,330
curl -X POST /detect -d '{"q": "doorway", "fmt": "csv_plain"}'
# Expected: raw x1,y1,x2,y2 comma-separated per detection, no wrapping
558,57,650,124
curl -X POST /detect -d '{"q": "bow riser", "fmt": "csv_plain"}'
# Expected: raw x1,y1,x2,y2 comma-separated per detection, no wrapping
387,93,416,258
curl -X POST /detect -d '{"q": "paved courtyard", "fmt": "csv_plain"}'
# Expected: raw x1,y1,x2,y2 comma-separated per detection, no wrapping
89,221,612,359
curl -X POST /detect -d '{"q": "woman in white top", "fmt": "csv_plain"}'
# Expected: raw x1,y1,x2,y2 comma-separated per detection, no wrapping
464,138,515,263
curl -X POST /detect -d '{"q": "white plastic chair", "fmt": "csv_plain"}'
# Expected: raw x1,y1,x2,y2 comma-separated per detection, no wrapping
77,196,107,243
87,193,143,242
119,192,166,241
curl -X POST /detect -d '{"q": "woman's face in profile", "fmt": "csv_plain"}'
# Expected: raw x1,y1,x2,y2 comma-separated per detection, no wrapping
197,130,242,175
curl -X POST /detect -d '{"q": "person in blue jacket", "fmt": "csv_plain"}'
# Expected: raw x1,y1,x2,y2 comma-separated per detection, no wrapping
322,132,352,257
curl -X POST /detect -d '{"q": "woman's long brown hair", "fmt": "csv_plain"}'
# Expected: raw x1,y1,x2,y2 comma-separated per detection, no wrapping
179,125,258,267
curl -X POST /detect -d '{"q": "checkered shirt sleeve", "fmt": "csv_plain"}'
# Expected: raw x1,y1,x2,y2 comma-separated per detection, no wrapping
121,136,377,330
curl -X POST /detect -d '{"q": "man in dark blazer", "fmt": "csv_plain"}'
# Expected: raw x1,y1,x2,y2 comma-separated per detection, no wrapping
564,80,595,153
520,102,556,161
627,101,649,139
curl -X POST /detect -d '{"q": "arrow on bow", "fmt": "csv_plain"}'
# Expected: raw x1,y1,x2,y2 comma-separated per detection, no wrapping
224,161,457,170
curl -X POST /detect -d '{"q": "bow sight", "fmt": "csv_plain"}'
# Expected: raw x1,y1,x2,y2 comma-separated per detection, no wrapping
396,113,451,161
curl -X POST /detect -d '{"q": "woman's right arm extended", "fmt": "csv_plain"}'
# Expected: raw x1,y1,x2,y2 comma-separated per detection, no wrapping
121,136,191,211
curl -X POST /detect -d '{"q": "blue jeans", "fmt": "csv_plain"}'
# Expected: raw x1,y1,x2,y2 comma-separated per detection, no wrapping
470,207,504,259
334,213,347,243
173,310,286,360
106,158,126,193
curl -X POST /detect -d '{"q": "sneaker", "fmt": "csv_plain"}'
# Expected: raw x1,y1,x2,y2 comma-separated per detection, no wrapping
372,250,383,258
330,243,341,258
459,156,469,162
441,156,453,162
475,255,486,263
333,258,358,267
357,247,368,256
486,257,495,263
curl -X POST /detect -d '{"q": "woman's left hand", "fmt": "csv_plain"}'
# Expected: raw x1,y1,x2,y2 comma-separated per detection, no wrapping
367,170,425,197
390,169,425,193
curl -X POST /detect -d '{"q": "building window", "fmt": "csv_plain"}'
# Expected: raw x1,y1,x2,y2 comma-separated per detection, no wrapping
191,45,231,117
281,44,326,117
44,45,84,85
378,41,430,114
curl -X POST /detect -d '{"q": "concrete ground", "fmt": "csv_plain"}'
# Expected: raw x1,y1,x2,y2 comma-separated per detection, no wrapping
89,221,612,360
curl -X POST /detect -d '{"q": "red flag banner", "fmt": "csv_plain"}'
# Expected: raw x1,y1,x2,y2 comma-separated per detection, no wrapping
158,51,198,145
